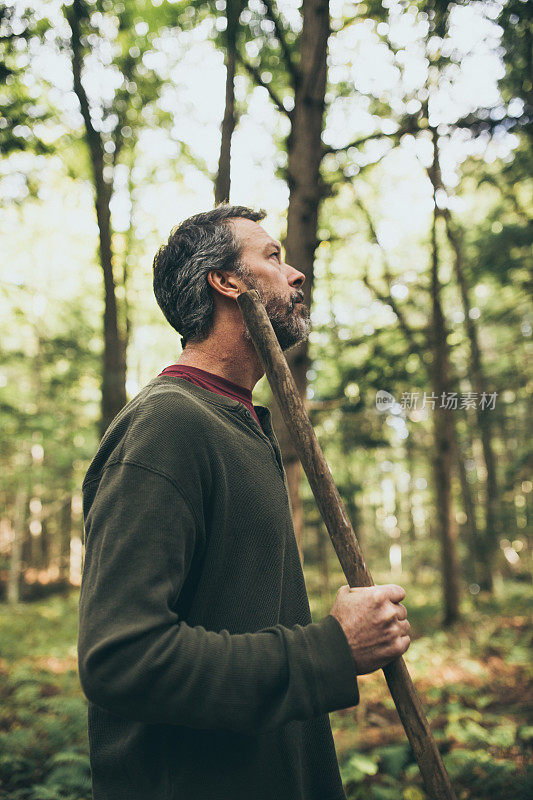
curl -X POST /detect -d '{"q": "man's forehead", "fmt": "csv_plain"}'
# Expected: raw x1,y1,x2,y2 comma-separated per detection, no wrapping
230,217,280,251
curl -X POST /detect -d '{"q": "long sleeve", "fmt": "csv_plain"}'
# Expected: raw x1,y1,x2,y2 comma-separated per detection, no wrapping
78,461,358,734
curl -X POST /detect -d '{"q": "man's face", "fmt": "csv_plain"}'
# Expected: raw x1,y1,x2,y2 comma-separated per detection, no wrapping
231,218,310,351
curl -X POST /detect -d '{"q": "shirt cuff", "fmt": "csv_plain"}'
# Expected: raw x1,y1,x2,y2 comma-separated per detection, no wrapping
303,614,359,714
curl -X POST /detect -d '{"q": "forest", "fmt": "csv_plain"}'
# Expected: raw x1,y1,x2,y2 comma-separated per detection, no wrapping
0,0,531,798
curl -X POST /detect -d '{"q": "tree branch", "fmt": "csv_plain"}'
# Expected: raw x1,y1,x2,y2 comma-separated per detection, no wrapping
236,51,292,118
361,272,427,357
67,0,102,167
335,15,358,33
322,130,395,156
355,197,427,355
262,0,299,89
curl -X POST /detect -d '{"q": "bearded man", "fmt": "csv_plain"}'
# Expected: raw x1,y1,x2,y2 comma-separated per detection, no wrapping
78,204,411,800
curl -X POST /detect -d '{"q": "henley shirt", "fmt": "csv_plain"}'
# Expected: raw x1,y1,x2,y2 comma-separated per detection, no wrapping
158,363,263,428
78,375,359,800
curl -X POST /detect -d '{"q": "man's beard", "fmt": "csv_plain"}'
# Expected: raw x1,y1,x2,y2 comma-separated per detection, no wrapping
238,269,311,352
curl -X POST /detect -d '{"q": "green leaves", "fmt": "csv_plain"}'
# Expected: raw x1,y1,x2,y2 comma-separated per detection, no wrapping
0,595,89,799
377,744,412,779
29,752,92,799
330,583,532,800
342,751,380,783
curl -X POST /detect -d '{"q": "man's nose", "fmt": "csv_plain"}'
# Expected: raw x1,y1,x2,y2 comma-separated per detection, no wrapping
287,265,305,288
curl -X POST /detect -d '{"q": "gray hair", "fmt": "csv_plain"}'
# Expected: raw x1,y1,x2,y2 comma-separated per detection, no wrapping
153,204,266,347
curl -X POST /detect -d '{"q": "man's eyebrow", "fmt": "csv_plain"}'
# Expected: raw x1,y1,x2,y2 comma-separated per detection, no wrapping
264,241,281,254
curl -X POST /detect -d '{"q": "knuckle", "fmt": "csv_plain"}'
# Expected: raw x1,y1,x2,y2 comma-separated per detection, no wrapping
380,609,394,626
386,624,399,641
371,594,382,610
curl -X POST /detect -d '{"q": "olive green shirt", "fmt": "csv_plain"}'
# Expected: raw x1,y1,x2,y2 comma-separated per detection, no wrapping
78,376,358,800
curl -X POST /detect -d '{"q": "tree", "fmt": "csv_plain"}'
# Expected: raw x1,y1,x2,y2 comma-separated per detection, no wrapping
0,279,99,601
427,132,461,622
63,0,174,433
233,0,430,548
233,0,330,549
320,0,521,611
214,0,245,204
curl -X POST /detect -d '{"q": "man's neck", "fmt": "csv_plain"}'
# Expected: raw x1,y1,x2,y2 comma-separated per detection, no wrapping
176,336,263,392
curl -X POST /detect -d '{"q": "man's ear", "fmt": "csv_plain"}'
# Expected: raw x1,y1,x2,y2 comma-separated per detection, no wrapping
207,270,245,300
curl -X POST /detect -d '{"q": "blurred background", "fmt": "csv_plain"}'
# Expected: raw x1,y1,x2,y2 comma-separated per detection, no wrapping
0,1,531,798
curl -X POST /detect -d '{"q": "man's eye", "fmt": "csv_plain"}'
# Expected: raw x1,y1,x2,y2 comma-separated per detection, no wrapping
270,252,280,259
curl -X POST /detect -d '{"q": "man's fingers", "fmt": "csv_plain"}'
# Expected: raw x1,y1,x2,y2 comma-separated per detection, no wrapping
392,633,411,658
397,619,411,637
379,584,406,603
383,634,411,664
396,603,408,620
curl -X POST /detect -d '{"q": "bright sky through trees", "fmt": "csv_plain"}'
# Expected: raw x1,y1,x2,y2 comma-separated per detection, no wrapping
0,0,521,395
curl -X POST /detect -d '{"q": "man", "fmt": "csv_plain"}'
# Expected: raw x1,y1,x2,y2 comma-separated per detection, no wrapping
78,204,411,800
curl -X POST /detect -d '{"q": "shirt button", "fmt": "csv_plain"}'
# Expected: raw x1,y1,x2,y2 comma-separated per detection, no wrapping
245,410,252,418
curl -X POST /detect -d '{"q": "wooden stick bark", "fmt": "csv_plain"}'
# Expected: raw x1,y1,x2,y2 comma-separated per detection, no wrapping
238,289,457,800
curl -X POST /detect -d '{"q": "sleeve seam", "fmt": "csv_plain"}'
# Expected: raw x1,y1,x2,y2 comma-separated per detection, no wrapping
115,382,168,461
89,459,203,531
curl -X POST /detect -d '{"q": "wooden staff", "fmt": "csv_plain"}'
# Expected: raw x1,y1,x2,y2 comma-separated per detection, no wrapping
238,289,456,800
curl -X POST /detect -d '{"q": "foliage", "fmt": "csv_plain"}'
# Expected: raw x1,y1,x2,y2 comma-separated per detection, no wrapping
0,2,55,159
0,585,531,798
0,593,90,799
328,581,533,800
496,0,532,141
0,281,100,593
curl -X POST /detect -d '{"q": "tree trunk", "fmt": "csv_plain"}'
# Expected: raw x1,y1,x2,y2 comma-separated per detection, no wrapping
95,145,127,435
404,431,418,544
451,419,481,585
121,155,136,353
7,490,26,605
59,496,72,582
68,0,126,435
272,0,330,553
444,214,499,591
428,142,461,625
214,0,241,205
428,137,499,591
40,517,50,570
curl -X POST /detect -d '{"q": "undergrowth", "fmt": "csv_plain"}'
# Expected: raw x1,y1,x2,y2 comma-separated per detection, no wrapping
0,582,531,799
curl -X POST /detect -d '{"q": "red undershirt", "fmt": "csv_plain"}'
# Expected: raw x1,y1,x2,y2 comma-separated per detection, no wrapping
159,364,263,429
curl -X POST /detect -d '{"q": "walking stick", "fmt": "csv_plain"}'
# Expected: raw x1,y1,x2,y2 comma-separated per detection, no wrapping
238,290,456,800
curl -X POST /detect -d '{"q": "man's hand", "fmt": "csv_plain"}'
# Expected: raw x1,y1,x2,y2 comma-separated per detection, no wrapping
330,584,411,675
